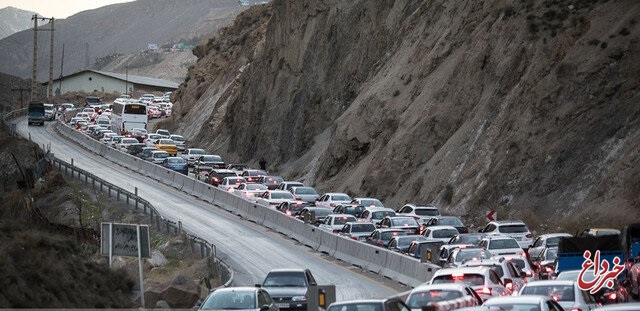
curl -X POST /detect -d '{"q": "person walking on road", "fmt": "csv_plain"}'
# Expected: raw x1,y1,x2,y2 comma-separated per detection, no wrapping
259,158,267,171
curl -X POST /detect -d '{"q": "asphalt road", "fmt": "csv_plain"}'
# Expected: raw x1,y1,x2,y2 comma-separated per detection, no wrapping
15,118,411,302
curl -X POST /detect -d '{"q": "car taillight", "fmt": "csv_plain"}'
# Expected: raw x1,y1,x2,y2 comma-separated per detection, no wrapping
412,216,421,220
545,266,553,273
330,203,335,207
526,234,532,238
505,282,513,291
286,211,292,216
227,188,234,192
269,202,278,205
333,229,340,233
608,292,617,300
570,309,583,311
376,241,383,246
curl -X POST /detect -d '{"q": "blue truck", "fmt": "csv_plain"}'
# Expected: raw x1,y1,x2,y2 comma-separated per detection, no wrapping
27,101,45,126
555,235,624,277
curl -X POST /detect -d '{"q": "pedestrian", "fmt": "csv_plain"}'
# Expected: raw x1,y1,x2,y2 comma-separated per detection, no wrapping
259,158,267,171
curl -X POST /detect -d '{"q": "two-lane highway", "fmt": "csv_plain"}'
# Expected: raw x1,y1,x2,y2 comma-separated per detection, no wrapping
15,118,407,301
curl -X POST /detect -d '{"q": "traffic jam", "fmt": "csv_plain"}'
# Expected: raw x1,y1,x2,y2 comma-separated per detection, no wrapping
56,94,640,311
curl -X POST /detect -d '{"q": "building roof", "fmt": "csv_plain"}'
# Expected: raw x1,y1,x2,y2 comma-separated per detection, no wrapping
50,69,180,89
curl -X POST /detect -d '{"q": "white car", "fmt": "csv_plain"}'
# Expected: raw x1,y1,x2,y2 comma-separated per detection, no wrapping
482,295,565,311
478,236,526,257
181,148,207,166
169,134,185,151
75,112,91,122
218,176,247,192
422,225,460,243
528,232,572,259
358,208,396,225
479,220,533,249
315,192,352,209
405,283,481,311
351,197,385,208
318,214,357,233
148,150,170,164
429,266,511,301
234,183,268,200
289,186,320,203
255,190,296,208
396,204,440,224
460,257,526,294
519,280,600,311
144,133,162,147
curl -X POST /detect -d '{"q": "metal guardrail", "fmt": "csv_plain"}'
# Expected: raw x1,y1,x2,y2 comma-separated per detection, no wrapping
2,110,233,288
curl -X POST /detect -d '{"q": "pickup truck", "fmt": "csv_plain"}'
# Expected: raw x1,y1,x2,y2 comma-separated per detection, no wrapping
555,235,624,276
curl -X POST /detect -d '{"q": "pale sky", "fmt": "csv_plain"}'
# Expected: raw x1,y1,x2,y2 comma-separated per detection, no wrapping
1,0,135,19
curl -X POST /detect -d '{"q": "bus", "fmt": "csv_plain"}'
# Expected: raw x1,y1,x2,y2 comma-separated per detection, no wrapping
111,99,148,135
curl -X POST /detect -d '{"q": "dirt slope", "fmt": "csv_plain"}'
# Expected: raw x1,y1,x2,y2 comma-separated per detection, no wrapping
166,0,640,232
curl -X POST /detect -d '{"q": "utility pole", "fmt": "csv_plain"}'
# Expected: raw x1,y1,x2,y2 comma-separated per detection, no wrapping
31,14,38,101
48,17,54,102
31,14,54,102
57,43,65,98
11,84,30,108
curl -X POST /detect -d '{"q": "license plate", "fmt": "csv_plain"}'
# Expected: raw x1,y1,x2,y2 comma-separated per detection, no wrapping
276,303,290,308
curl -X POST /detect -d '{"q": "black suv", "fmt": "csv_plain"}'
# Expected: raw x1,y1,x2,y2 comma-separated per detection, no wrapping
258,269,317,310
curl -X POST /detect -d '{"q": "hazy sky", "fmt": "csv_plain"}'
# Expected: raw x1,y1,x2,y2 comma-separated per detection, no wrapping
1,0,135,19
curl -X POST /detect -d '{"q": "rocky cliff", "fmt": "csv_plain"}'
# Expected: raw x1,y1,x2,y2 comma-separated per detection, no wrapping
166,0,640,232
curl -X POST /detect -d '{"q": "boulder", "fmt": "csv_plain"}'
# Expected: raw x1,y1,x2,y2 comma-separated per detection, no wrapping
146,250,168,267
161,274,201,308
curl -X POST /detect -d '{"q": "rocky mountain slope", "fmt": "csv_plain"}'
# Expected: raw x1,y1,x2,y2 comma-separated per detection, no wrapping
0,0,241,80
166,0,640,232
0,6,40,40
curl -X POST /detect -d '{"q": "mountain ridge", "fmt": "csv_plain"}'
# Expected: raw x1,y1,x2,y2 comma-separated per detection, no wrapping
164,0,640,232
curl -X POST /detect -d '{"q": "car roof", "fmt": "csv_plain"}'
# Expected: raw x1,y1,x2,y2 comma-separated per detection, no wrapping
522,280,576,286
484,235,518,241
324,192,350,196
267,268,306,273
376,228,406,232
426,225,458,230
433,266,493,276
212,286,259,293
412,283,470,292
538,233,572,238
489,220,526,225
484,295,550,304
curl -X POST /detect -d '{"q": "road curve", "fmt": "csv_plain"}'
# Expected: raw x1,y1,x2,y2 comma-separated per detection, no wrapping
15,118,406,301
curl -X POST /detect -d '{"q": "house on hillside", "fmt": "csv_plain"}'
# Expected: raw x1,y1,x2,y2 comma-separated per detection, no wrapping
46,69,179,96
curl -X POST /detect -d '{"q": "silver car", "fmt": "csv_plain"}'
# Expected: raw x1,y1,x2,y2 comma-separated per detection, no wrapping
289,186,319,203
199,287,278,311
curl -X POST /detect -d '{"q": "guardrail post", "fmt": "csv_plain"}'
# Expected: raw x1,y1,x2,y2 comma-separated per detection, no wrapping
200,243,205,259
190,238,195,254
178,221,182,234
156,215,161,231
71,158,73,167
116,188,120,201
150,208,154,222
107,185,111,197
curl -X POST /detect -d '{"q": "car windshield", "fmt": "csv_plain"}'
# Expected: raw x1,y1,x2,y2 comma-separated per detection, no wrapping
328,303,382,311
271,192,294,200
203,155,223,162
158,139,175,145
380,231,407,240
190,149,206,155
334,216,356,225
154,152,169,159
489,239,520,249
498,224,529,233
167,158,186,164
415,208,439,216
433,229,459,238
432,274,484,286
361,199,383,207
296,188,318,195
351,223,376,232
246,184,268,190
391,218,417,226
458,234,486,245
344,206,365,215
171,136,184,142
521,285,574,301
407,290,463,307
372,211,395,220
397,236,427,247
263,272,306,287
314,209,332,217
544,248,558,260
546,237,561,246
454,249,492,262
200,290,255,310
332,195,351,201
484,303,540,311
440,217,464,226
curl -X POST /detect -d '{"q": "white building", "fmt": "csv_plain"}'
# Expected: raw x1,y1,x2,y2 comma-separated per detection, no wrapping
47,69,179,95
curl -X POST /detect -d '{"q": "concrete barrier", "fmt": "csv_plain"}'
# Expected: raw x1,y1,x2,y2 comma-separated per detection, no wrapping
333,235,369,268
289,219,320,249
360,244,388,274
317,230,339,256
262,208,280,230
